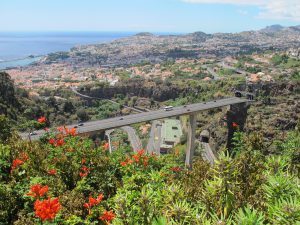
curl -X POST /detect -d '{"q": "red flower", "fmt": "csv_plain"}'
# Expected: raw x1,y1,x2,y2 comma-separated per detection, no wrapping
79,166,91,178
37,117,47,124
84,194,104,213
27,184,49,198
48,138,55,145
132,154,140,163
64,127,77,136
55,139,65,147
81,158,86,164
79,172,88,177
47,169,57,176
99,210,115,223
232,122,239,128
137,149,145,156
120,161,127,167
143,159,148,167
11,159,24,170
34,197,61,222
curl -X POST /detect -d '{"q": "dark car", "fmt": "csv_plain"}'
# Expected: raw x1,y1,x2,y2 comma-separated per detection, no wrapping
120,117,124,120
78,123,84,126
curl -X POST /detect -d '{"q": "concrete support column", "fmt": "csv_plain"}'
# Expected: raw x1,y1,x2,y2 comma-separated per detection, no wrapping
105,129,114,154
185,113,197,168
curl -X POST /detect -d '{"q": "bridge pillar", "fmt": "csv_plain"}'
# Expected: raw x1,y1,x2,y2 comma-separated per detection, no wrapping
185,113,197,168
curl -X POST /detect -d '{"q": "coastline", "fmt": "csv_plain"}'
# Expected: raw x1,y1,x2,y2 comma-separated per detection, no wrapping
0,55,43,70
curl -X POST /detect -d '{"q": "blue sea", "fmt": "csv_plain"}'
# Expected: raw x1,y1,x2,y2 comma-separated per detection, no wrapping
0,31,135,69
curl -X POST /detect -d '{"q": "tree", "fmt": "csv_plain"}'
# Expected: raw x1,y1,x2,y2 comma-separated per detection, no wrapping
0,115,12,142
76,108,89,122
62,101,75,113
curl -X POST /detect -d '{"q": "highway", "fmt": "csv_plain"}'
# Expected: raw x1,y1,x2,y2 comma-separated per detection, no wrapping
217,61,248,75
146,120,162,154
121,126,143,152
202,65,220,80
200,142,216,165
21,97,249,141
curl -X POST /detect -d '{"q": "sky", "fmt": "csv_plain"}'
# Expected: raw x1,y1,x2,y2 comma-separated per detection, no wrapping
0,0,300,33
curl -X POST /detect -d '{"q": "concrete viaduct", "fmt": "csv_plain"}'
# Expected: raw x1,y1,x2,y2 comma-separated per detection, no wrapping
21,97,250,167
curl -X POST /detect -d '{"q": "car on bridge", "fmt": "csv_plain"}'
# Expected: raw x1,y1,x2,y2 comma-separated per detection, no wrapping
235,90,255,100
164,106,173,111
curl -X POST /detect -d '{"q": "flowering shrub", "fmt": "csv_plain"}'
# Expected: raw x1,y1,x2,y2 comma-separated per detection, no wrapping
1,128,299,224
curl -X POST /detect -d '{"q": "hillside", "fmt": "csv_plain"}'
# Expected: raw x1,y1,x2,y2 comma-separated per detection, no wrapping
55,25,300,67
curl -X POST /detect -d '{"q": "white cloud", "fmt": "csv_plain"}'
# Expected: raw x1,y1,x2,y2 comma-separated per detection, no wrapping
182,0,300,21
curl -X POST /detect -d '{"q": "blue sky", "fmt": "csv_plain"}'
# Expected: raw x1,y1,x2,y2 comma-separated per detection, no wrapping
0,0,299,33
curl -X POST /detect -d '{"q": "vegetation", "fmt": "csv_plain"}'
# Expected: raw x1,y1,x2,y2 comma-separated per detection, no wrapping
0,116,299,224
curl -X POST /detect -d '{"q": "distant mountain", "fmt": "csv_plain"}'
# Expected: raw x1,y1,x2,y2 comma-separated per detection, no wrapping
190,31,212,42
260,24,284,33
135,32,155,37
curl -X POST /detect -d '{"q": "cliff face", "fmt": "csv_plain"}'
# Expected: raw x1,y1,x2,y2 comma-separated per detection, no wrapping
80,80,190,101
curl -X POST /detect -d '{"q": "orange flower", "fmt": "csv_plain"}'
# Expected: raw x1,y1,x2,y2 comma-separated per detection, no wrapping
69,127,77,136
34,197,61,222
11,159,24,171
37,117,47,124
47,169,57,176
64,127,77,136
99,210,115,223
81,158,86,164
27,184,49,198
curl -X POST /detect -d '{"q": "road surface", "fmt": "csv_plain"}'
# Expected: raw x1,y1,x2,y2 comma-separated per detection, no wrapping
218,61,247,75
201,142,216,165
146,120,162,154
202,65,220,80
21,97,249,141
121,126,143,152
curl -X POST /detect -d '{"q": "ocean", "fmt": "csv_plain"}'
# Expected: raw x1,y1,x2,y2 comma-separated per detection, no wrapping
0,31,135,70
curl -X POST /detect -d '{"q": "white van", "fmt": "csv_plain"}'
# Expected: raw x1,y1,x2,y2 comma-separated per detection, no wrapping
164,106,173,111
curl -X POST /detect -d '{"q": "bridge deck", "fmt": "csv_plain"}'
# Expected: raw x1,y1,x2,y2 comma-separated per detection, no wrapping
21,97,249,141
